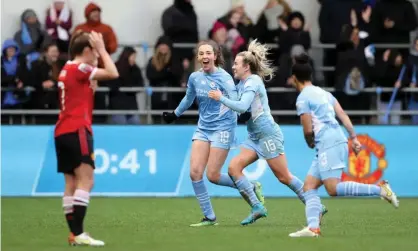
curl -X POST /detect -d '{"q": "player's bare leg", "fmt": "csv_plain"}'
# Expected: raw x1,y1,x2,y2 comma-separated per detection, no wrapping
71,163,104,246
268,154,328,221
189,140,217,227
229,148,267,225
63,174,76,245
289,175,323,237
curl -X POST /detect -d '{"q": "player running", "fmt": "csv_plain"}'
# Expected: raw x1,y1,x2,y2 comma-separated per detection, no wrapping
55,31,119,246
288,54,399,238
208,40,327,225
162,40,263,227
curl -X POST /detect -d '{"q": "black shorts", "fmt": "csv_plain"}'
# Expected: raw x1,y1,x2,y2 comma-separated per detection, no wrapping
55,127,95,174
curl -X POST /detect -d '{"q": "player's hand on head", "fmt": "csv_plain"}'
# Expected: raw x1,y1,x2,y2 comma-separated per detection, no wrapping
208,90,222,101
162,111,177,124
89,31,105,52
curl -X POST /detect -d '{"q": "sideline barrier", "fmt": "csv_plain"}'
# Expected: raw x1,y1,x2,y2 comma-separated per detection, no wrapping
1,126,417,197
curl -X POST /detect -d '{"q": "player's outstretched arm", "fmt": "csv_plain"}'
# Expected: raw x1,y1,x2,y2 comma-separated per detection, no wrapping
162,75,196,124
89,31,119,81
208,90,254,113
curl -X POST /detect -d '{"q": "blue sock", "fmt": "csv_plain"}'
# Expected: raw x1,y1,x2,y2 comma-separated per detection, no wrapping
336,181,381,196
235,176,260,207
215,173,236,188
287,176,306,204
192,180,216,220
304,189,321,229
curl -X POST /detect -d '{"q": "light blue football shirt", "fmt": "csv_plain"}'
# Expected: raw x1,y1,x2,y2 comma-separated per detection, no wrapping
296,85,347,150
175,68,238,131
219,74,280,140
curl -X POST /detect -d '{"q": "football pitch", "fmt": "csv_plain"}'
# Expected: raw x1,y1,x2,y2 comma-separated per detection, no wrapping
2,197,418,251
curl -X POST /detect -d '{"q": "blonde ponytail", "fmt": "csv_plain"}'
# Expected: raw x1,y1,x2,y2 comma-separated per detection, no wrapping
238,39,275,81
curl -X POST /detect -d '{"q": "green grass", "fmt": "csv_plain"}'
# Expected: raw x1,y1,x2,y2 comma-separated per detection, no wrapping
2,197,418,251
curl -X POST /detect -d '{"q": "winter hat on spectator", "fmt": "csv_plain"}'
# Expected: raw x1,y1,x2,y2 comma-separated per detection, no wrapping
22,9,38,21
85,2,101,19
212,21,227,34
155,35,173,50
287,11,305,27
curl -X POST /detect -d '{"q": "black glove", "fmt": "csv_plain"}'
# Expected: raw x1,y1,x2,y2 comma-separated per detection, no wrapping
238,111,251,123
162,111,178,124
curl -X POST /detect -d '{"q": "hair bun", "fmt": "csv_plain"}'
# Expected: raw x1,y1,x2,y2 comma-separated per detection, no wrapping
294,53,310,64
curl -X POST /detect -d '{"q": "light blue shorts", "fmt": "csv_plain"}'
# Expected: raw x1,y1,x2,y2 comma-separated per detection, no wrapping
308,143,348,181
241,131,284,160
192,128,236,150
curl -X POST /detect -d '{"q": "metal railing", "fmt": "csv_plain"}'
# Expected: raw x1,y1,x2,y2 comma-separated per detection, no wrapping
2,87,418,125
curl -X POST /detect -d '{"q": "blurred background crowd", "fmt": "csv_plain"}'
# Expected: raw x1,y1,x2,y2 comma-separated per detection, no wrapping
2,0,418,125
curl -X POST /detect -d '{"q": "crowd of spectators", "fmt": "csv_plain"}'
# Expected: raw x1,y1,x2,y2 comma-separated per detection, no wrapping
2,0,418,125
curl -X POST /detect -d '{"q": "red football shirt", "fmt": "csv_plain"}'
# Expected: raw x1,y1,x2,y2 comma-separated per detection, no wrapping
54,61,98,137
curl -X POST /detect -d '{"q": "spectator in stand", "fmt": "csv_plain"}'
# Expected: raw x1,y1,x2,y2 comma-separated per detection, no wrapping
45,0,72,55
1,39,30,110
162,0,199,75
318,0,366,87
30,43,65,124
373,49,409,124
253,0,292,66
146,36,183,112
208,1,253,48
108,47,143,125
73,2,118,59
406,36,418,124
334,24,371,124
371,0,417,58
73,2,118,123
14,9,52,69
210,22,233,75
278,11,311,56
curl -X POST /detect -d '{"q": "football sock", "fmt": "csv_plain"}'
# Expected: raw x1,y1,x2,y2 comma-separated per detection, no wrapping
234,176,260,207
304,189,321,229
287,176,306,204
63,196,75,234
215,173,236,188
73,189,90,236
336,181,381,196
192,180,216,220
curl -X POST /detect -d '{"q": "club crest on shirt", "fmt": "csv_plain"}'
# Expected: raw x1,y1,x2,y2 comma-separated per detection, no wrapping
342,134,387,184
209,82,216,89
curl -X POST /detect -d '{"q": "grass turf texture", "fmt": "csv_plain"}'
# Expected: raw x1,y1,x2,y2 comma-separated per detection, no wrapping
2,197,418,251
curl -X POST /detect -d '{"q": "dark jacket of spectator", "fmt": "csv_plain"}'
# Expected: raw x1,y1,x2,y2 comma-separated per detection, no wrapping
279,11,311,55
109,47,144,110
319,0,365,44
407,37,418,102
373,49,409,102
146,36,182,110
45,0,72,54
1,39,30,108
30,44,64,109
371,0,417,44
161,0,199,61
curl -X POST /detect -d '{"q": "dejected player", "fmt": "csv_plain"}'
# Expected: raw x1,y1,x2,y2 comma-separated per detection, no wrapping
55,31,119,246
288,54,399,238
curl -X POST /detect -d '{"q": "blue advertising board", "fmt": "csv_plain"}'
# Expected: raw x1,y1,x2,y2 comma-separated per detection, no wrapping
1,125,418,197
